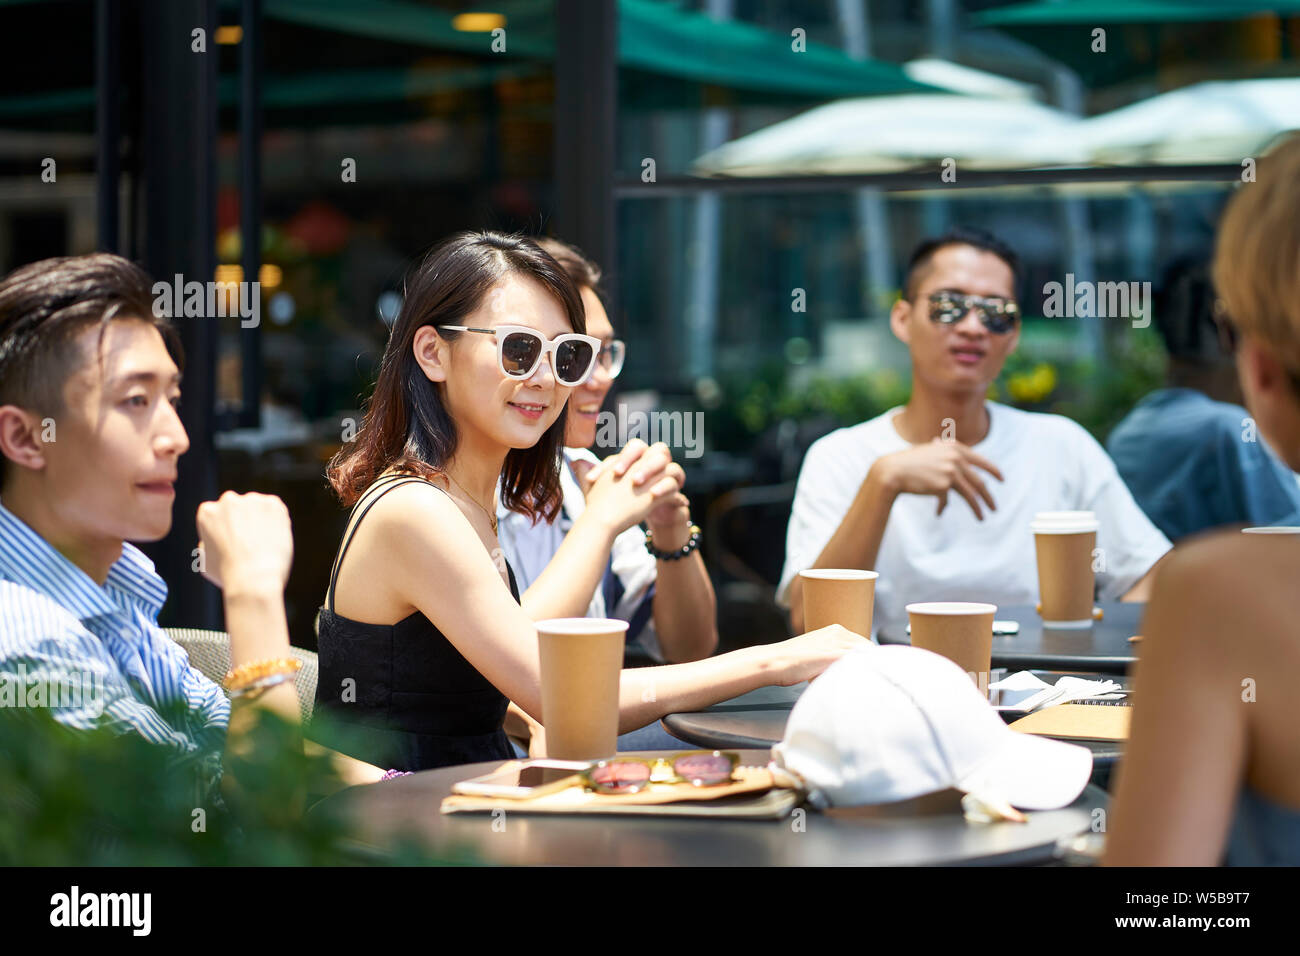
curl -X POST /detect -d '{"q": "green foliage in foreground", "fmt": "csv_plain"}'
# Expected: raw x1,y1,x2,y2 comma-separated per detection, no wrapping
0,706,463,866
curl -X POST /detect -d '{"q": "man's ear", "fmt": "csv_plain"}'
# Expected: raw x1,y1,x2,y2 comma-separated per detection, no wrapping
0,405,48,473
889,298,913,346
412,325,449,383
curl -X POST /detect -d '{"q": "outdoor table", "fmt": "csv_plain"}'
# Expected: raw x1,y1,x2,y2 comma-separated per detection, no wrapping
876,602,1143,674
662,672,1129,774
319,749,1108,866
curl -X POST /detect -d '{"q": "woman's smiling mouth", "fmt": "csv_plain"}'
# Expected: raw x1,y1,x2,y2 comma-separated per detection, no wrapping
508,400,548,420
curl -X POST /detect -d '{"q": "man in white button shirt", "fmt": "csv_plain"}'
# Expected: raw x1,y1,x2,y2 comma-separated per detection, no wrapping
779,228,1172,637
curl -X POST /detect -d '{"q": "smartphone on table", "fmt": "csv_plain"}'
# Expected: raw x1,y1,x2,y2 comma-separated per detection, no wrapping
451,759,593,799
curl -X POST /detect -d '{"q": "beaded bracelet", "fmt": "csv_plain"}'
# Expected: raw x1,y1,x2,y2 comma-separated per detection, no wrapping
227,670,296,699
381,769,413,782
223,656,302,693
645,524,702,561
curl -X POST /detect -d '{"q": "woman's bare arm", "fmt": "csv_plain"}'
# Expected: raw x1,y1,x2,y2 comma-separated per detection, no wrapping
1103,542,1248,866
378,482,868,731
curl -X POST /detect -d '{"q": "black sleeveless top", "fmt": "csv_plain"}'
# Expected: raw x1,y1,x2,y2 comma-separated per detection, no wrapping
312,474,517,772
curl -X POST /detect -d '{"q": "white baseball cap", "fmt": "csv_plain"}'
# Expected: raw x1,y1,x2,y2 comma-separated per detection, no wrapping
771,645,1093,810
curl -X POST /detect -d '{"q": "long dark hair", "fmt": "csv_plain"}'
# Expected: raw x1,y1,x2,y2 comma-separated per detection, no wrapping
328,231,585,521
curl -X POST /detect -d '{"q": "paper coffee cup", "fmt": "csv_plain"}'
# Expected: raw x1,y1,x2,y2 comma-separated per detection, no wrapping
1031,511,1098,629
1242,526,1300,534
799,569,878,636
536,618,628,760
906,602,996,691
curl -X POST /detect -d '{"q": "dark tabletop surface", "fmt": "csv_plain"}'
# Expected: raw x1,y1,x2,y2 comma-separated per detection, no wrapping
662,672,1130,770
319,749,1109,866
877,602,1144,674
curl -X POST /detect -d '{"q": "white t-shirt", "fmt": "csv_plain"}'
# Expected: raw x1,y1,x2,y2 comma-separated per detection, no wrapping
777,402,1172,637
497,448,662,660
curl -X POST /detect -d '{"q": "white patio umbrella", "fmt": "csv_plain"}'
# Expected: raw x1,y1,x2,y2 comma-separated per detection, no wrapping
901,58,1040,102
691,93,1087,176
1080,78,1300,165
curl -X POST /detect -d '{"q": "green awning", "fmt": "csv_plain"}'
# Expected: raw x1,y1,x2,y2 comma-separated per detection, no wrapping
262,0,553,58
0,86,94,119
263,0,934,99
0,0,936,123
976,1,1300,90
617,0,933,98
0,64,545,121
979,1,1300,26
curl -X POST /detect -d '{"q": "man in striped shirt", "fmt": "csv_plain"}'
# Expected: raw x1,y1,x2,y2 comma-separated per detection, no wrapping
0,253,379,793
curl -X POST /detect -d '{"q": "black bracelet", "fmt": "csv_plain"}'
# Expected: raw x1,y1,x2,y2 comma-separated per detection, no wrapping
645,524,702,561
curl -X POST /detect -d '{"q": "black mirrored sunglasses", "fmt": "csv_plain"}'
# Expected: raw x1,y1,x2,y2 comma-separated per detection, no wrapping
927,292,1020,334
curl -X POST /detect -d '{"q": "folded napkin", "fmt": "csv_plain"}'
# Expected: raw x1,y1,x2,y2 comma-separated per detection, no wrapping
988,672,1124,712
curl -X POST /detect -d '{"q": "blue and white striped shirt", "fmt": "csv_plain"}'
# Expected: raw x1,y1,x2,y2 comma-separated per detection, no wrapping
0,499,229,775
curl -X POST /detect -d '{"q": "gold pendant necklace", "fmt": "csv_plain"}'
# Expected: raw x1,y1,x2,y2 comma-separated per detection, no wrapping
445,472,498,535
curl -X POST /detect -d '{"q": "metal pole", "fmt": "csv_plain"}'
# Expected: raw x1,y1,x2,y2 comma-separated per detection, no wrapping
138,0,220,629
836,0,893,317
239,0,263,429
552,0,618,312
95,0,121,253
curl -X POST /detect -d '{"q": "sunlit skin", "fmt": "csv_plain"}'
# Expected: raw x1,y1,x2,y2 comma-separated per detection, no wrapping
0,320,187,584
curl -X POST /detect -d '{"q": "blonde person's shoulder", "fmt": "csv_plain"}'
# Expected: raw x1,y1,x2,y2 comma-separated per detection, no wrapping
1148,530,1293,650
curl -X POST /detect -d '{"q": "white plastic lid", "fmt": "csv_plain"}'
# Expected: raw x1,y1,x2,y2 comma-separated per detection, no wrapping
905,601,998,616
1031,510,1098,534
799,569,880,580
535,618,630,635
1241,526,1300,534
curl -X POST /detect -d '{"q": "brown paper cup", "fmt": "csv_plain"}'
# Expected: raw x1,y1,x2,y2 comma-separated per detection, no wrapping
1031,511,1098,628
799,569,878,637
536,618,628,760
906,602,996,692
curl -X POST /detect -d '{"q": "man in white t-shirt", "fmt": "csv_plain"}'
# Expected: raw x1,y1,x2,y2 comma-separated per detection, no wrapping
779,228,1172,637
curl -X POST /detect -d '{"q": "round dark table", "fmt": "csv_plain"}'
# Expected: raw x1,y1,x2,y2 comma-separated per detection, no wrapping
662,672,1129,774
320,749,1108,866
877,603,1143,674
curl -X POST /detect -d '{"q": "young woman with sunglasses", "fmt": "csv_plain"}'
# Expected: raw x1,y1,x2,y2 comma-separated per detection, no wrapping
313,232,866,772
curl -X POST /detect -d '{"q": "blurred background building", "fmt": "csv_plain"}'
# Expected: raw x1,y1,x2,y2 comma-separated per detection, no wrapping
1,0,1296,646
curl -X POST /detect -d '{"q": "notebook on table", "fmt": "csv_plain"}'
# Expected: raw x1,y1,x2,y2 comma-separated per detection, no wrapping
1008,701,1132,741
